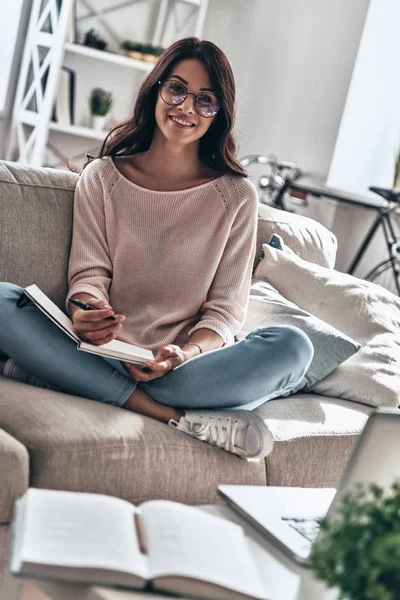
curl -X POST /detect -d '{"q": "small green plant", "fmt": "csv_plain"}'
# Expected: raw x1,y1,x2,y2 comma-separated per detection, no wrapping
120,40,143,52
89,88,113,116
120,40,164,56
310,481,400,600
83,29,108,51
153,45,165,56
141,44,154,54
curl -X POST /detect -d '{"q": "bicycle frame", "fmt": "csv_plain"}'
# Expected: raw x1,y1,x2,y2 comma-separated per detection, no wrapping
240,154,400,295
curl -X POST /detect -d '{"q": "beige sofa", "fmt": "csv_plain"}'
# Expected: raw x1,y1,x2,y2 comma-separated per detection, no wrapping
0,160,372,592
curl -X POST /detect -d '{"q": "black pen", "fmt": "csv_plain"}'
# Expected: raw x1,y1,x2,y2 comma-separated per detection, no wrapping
68,298,116,320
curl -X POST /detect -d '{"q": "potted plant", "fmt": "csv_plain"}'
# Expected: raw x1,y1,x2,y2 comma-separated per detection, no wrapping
120,40,164,63
89,88,113,130
310,481,400,600
121,40,145,60
140,44,159,63
83,29,108,51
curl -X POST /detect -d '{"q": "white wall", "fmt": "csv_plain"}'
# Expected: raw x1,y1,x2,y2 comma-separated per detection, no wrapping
0,0,24,113
328,0,400,195
326,0,400,274
0,0,32,158
203,0,369,177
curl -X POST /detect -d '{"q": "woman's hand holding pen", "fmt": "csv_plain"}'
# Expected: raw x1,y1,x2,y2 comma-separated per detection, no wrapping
122,344,187,382
70,296,126,346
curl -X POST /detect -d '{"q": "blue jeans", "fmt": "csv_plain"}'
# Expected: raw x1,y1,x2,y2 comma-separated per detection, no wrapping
0,282,314,411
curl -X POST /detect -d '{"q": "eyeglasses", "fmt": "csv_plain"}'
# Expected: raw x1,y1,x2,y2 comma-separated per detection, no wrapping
158,79,220,118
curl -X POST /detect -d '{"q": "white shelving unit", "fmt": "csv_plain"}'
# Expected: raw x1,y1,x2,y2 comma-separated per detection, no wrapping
64,42,154,72
8,0,209,167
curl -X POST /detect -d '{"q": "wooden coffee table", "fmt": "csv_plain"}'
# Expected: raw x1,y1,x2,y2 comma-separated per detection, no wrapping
6,504,335,600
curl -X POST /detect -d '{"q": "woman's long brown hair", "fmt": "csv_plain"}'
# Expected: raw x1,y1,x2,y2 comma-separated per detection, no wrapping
87,37,246,177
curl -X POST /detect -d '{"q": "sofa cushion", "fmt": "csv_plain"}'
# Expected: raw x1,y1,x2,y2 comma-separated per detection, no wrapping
0,524,11,598
256,244,400,408
256,394,371,487
254,203,338,272
0,428,29,523
238,279,361,390
0,379,265,507
0,379,370,506
0,160,78,309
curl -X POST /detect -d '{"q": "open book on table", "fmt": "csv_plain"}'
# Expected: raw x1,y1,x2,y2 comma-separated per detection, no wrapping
10,488,270,600
18,285,153,366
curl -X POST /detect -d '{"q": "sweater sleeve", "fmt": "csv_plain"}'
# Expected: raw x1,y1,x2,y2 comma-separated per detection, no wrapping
188,178,258,345
65,160,113,313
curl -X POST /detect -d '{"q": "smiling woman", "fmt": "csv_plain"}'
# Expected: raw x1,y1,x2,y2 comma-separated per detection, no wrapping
0,37,314,461
93,37,245,178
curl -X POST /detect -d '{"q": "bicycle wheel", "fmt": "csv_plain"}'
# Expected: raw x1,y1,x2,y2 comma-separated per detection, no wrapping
365,258,400,295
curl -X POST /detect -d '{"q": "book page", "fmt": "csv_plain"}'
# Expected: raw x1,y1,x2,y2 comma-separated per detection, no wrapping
79,338,153,364
18,489,149,581
141,501,268,600
24,285,79,342
24,285,153,364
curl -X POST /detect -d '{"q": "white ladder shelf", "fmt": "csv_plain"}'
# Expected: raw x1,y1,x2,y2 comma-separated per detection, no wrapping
8,0,209,167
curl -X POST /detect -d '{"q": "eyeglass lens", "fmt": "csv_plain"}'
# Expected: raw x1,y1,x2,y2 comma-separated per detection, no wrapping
160,80,219,118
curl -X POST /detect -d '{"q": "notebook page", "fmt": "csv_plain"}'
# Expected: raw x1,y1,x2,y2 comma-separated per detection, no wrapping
19,489,149,580
25,285,153,363
24,285,79,342
141,501,268,600
79,338,153,364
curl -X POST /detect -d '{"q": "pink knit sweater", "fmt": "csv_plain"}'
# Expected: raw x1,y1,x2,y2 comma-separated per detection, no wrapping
66,157,258,353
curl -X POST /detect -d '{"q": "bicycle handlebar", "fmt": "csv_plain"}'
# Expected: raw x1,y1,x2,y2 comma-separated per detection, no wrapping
240,154,298,171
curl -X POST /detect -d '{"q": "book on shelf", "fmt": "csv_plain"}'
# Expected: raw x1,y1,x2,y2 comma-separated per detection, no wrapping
10,488,270,600
53,66,76,126
17,284,153,365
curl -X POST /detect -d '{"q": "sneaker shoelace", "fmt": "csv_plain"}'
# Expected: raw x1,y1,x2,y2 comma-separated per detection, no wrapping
172,416,240,454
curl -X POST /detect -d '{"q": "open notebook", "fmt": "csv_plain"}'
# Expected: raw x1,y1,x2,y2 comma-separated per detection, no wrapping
19,285,154,365
10,488,270,600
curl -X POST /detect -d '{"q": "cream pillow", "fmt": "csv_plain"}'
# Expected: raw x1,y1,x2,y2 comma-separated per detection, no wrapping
254,244,400,408
239,279,360,390
254,203,338,273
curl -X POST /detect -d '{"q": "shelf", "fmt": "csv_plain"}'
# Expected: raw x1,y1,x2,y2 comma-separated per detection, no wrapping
64,43,154,72
49,122,108,141
20,112,108,141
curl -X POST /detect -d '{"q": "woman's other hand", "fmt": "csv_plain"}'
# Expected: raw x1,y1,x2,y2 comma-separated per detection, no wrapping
71,296,126,345
122,344,187,382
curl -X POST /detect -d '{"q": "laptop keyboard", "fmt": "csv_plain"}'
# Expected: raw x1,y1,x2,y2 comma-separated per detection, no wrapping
281,517,321,542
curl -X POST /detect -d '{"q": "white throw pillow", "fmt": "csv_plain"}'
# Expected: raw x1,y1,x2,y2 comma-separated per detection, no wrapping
254,244,400,408
239,279,361,390
254,203,338,273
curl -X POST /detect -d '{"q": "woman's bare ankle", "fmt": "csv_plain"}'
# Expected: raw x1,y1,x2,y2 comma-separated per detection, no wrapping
123,387,184,423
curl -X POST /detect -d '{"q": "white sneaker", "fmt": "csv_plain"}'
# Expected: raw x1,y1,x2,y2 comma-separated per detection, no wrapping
3,358,59,391
169,410,273,459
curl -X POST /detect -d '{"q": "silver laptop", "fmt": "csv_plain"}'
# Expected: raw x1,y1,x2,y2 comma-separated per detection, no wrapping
218,408,400,566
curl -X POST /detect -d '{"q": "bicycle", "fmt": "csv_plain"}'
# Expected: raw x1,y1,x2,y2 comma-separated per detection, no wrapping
240,154,400,295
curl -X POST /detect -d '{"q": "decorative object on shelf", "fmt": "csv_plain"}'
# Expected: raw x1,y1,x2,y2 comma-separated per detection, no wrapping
89,88,113,130
310,481,400,600
53,66,76,126
83,28,108,51
121,40,164,63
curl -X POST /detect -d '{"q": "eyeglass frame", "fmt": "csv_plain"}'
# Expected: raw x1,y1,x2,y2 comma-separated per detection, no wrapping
157,79,220,118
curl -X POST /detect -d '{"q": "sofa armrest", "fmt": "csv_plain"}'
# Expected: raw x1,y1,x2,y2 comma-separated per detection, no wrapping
0,428,29,523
